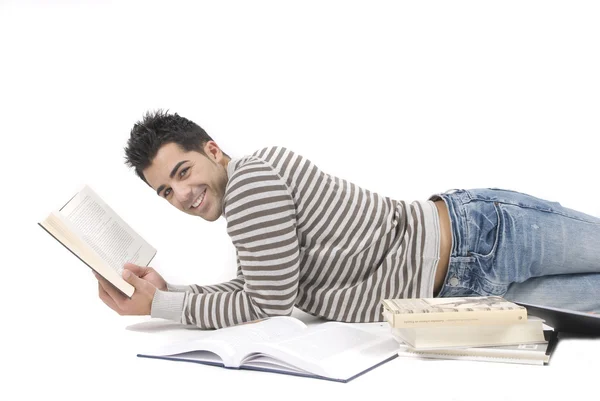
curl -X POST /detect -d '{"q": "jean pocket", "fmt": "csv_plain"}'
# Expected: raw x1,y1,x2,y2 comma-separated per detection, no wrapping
465,200,501,259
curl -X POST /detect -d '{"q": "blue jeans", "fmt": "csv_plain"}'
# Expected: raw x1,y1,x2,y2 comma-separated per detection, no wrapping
432,188,600,313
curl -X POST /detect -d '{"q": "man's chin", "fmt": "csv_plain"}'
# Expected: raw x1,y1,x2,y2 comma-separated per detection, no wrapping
202,211,222,222
184,200,223,221
196,208,222,222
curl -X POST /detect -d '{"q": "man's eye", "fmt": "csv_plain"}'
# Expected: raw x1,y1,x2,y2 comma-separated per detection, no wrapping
164,188,172,198
179,167,189,178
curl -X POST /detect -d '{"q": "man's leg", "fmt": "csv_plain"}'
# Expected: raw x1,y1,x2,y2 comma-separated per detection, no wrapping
436,189,600,308
503,273,600,313
491,189,600,279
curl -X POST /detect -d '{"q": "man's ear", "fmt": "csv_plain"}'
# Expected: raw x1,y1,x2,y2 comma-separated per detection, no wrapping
204,140,230,168
204,141,222,161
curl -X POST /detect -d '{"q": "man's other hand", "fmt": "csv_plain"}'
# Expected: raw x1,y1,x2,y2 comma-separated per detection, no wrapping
123,263,167,291
94,269,157,316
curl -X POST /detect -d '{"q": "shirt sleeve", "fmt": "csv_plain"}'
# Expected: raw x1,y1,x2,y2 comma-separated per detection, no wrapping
165,265,245,293
150,266,245,323
151,157,300,329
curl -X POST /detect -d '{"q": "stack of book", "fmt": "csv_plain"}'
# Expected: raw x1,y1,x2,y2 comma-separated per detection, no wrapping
381,296,557,365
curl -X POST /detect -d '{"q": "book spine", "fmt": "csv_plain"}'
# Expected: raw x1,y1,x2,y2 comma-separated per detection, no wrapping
387,308,527,328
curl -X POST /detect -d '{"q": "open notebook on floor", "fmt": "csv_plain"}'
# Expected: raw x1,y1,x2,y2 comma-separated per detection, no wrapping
132,316,399,383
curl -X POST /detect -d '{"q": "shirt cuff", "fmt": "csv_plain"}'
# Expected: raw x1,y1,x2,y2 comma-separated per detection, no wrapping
166,283,195,292
151,289,185,322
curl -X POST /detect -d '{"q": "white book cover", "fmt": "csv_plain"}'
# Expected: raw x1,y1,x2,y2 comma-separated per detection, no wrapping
396,330,557,366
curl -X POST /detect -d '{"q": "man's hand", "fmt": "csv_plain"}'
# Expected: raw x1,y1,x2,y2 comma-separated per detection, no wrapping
95,265,161,316
123,263,168,291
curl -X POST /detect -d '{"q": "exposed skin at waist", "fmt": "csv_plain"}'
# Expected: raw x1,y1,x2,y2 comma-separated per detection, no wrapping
433,200,451,296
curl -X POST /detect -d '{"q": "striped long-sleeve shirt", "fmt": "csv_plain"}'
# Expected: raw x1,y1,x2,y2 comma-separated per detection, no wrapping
151,146,441,329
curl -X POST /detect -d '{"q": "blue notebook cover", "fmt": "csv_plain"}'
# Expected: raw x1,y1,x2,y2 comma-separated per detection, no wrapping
137,352,398,383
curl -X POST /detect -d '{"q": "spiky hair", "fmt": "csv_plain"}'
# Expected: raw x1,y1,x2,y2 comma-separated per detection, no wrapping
124,110,213,182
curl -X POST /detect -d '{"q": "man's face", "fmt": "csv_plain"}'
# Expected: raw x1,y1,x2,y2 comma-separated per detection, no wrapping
143,141,229,221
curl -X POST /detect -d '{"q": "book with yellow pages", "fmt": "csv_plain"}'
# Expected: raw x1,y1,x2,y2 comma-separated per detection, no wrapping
38,185,157,297
381,296,527,328
388,315,546,349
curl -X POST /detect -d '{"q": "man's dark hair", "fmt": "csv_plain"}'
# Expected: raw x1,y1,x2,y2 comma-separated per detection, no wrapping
124,110,215,183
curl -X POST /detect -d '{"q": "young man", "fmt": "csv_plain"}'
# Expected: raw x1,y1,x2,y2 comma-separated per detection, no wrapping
95,111,600,329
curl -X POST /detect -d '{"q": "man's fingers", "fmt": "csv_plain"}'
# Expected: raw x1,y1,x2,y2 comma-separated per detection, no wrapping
96,272,129,309
93,269,154,316
123,263,147,277
98,281,121,313
122,269,148,290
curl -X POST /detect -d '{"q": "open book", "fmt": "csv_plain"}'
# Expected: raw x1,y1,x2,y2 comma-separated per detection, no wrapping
38,185,157,297
135,316,399,383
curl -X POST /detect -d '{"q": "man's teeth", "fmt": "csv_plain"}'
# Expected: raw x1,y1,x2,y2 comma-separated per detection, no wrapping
192,190,206,208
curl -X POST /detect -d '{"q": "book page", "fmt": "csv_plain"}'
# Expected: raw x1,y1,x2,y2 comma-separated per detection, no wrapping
140,317,307,368
238,321,398,379
59,185,156,275
242,355,307,374
206,317,307,351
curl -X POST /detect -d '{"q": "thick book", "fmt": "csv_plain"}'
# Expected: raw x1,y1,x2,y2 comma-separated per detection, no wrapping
136,316,399,383
395,330,558,365
38,185,157,297
381,296,527,328
387,315,546,349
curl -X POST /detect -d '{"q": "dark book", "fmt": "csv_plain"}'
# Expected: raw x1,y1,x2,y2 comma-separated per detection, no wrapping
515,301,600,337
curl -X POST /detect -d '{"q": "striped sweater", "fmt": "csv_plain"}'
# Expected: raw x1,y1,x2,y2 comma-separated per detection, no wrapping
151,147,441,329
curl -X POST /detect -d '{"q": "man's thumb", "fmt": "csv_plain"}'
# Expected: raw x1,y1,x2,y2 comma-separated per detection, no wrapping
123,263,145,276
123,269,143,286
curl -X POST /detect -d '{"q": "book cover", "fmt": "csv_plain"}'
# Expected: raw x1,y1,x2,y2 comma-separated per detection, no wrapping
395,330,558,365
516,301,600,337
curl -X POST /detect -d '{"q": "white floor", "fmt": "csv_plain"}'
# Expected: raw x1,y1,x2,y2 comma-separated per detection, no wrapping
4,2,599,400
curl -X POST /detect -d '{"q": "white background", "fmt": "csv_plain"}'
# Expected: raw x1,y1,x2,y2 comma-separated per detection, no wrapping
1,1,598,400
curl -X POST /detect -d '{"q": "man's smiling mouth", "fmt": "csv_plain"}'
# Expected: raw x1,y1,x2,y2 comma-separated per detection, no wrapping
191,188,207,209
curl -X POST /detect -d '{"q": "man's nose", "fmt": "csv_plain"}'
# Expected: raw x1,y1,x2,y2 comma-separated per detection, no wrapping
172,183,192,206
